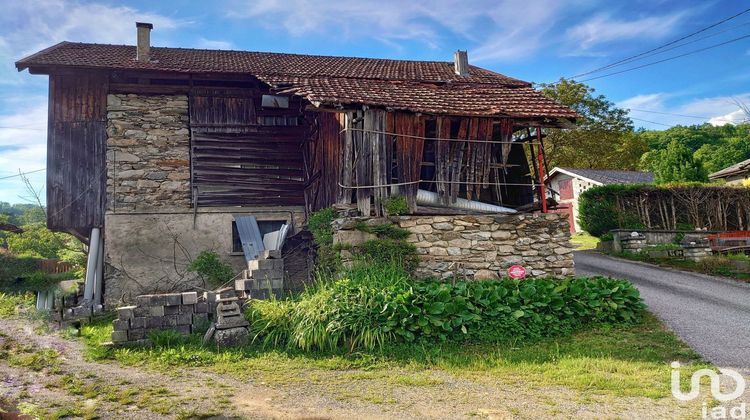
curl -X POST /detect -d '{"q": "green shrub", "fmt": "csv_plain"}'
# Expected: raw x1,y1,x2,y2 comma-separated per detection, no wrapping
383,195,408,216
355,222,411,241
600,232,614,242
359,239,418,272
246,266,645,352
308,208,336,246
188,251,234,287
578,190,618,237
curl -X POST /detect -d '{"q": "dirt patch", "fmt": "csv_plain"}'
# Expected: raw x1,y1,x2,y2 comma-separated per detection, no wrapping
0,316,707,419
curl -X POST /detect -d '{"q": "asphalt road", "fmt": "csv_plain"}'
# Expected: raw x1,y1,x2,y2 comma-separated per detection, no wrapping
575,251,750,369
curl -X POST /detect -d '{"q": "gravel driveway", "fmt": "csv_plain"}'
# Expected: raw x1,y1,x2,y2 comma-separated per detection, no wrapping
575,251,750,370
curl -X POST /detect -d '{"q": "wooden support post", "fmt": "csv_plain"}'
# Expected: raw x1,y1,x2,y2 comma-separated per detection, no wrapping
536,127,547,213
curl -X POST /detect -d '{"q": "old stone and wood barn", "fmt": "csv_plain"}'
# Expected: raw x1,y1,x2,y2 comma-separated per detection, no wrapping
16,23,577,306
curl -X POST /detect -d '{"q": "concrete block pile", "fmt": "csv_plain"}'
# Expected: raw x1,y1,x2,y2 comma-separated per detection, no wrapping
111,291,210,345
235,250,284,299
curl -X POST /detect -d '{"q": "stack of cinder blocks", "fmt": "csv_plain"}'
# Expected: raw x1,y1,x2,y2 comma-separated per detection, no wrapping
111,291,210,345
235,250,284,299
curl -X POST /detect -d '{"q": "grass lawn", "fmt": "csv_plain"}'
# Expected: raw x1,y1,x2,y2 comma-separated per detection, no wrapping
80,312,707,401
0,291,715,418
612,252,750,282
570,232,599,250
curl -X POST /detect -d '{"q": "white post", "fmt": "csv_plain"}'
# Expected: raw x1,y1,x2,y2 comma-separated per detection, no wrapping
45,289,54,310
36,291,46,310
83,228,101,303
93,234,104,307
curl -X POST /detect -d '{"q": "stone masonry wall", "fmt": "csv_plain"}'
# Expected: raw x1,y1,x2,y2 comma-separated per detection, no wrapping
335,213,574,280
106,94,191,211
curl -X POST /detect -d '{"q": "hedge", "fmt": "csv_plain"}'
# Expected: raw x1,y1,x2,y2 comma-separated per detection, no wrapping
578,183,750,237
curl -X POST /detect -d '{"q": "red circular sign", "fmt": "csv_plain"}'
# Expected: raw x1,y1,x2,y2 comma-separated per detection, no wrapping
507,265,527,279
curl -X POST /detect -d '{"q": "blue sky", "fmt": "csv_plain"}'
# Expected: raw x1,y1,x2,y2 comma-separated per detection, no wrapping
1,0,750,203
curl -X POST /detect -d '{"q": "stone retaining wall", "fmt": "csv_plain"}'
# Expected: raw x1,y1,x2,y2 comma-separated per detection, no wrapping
334,212,574,280
111,291,211,345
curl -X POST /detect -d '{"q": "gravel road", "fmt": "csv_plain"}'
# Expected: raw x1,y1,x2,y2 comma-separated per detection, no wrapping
575,251,750,370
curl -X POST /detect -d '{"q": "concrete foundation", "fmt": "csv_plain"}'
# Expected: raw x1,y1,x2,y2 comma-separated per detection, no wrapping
103,207,304,306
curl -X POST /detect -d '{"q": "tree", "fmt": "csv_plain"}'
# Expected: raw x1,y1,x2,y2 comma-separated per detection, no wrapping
539,79,647,170
645,140,708,184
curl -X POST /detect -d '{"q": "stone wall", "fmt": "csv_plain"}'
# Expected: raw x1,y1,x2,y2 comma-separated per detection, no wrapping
106,94,191,211
334,212,574,280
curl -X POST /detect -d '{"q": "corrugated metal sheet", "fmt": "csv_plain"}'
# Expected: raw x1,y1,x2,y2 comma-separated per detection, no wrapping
234,216,265,262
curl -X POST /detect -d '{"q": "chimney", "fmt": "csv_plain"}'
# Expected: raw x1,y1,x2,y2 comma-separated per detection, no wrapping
136,22,153,62
454,50,468,76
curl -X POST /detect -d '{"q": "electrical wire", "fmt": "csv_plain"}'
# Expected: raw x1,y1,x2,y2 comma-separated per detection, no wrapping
570,7,750,79
578,33,750,82
0,168,46,180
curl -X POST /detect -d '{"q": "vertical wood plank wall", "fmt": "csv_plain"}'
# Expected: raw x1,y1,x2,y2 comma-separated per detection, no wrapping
47,72,108,238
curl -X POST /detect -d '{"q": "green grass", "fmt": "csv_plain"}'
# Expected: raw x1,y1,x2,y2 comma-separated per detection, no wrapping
80,312,707,400
0,292,35,318
570,233,599,250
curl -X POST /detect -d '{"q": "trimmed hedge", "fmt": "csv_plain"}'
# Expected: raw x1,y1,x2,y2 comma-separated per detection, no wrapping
247,265,645,351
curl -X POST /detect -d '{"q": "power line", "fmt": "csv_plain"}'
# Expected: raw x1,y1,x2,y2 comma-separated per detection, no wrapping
578,33,750,82
0,126,45,131
0,168,46,180
570,7,750,79
630,117,674,127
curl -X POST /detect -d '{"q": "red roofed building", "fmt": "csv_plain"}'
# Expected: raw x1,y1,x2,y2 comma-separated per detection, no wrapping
17,23,576,304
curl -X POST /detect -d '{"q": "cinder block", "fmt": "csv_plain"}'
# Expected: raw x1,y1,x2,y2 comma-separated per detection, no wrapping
204,291,217,303
162,315,178,327
164,293,182,306
174,325,191,335
130,317,147,329
176,313,192,326
259,249,282,259
194,302,208,313
248,259,280,270
180,304,194,314
235,279,253,291
181,292,198,305
135,295,152,307
116,306,137,320
192,312,209,324
149,306,165,317
112,319,129,331
249,269,283,281
111,330,128,343
146,316,162,329
128,329,145,340
133,306,149,317
256,278,284,290
164,305,180,315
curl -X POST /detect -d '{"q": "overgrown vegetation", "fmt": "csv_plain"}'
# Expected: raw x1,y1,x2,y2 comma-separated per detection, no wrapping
246,261,644,352
307,208,339,274
187,251,234,288
578,183,750,236
383,195,408,216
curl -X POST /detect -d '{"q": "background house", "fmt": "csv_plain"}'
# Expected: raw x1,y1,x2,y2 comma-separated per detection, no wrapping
709,158,750,185
16,23,577,304
548,167,654,233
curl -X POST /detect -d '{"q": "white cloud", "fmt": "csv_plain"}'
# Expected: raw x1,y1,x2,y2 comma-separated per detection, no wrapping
195,38,234,50
618,92,750,128
566,12,686,52
0,100,48,203
227,0,577,61
1,0,182,59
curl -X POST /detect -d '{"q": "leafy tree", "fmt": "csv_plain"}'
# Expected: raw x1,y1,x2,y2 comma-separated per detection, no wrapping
694,135,750,174
539,79,647,170
644,140,708,184
5,223,84,263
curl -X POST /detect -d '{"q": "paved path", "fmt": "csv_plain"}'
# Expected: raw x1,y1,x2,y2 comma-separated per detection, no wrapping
575,251,750,369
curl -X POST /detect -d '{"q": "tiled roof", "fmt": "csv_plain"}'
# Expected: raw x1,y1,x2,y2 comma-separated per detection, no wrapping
16,42,577,119
709,158,750,179
555,168,654,185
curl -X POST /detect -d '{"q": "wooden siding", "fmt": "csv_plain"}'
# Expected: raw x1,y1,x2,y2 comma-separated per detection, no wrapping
189,88,306,207
304,111,344,213
47,72,107,238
